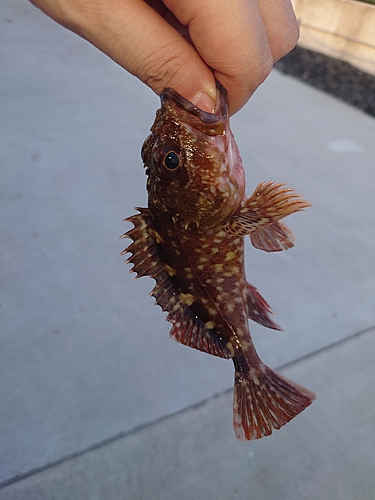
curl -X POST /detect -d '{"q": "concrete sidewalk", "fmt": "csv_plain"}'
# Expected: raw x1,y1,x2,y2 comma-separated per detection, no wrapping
2,328,375,500
1,1,375,499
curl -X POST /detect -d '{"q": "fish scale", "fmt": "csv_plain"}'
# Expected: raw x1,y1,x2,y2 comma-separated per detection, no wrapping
122,82,316,441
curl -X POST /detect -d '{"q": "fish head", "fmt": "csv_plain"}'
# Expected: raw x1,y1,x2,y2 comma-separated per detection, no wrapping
142,82,245,230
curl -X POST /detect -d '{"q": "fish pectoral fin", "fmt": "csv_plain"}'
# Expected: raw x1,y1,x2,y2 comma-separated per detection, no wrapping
233,364,316,441
167,305,231,359
246,283,282,330
224,181,311,252
122,209,231,360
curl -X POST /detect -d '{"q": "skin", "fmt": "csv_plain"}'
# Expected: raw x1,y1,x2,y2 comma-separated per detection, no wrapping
29,0,299,115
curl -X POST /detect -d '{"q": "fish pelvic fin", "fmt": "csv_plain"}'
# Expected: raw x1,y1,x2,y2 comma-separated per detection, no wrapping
233,363,316,441
122,208,231,359
246,283,282,331
224,181,312,252
250,221,295,252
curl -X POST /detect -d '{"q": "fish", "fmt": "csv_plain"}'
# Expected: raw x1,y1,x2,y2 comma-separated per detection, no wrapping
121,82,316,441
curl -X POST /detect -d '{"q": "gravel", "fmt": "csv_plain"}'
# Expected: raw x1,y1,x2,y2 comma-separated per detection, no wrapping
275,45,375,117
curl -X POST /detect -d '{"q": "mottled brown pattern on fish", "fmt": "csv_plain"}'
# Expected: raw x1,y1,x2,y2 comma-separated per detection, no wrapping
157,223,247,334
123,83,315,441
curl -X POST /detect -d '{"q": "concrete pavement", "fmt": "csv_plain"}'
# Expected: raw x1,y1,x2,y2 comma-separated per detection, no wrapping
2,327,375,500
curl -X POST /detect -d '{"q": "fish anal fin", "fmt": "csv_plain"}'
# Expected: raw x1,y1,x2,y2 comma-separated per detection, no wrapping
233,364,316,441
250,221,295,252
246,283,282,330
168,305,231,359
224,181,311,240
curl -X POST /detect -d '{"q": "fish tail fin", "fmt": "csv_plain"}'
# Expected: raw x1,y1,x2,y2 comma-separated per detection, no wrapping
233,363,316,441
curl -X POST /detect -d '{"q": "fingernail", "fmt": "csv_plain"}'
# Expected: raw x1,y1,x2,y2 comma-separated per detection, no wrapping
191,89,216,113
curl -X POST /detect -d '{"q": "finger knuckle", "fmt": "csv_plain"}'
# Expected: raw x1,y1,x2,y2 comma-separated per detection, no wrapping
141,48,185,94
271,10,300,61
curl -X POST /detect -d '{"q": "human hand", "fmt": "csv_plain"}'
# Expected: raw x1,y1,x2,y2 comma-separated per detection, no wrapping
30,0,299,115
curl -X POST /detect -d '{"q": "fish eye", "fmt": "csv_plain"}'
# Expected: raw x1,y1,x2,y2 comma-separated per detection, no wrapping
163,151,180,171
151,143,183,179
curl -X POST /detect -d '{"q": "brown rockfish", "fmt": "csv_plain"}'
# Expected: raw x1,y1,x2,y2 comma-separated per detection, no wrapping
122,82,316,441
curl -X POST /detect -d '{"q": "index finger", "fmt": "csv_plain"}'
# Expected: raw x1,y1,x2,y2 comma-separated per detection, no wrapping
165,0,272,114
165,0,298,114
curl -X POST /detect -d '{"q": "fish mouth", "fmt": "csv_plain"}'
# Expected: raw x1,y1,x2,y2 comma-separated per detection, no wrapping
161,82,245,231
161,82,228,136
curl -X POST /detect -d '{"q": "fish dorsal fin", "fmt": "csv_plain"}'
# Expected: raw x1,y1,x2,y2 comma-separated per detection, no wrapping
121,209,231,359
246,283,282,331
166,302,231,359
224,181,311,252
